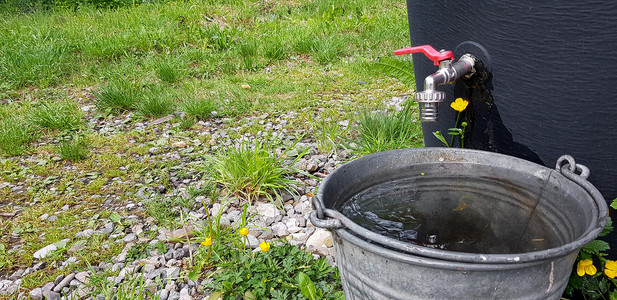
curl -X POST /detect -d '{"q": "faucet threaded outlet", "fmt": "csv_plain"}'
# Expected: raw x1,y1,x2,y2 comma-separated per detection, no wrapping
415,90,445,122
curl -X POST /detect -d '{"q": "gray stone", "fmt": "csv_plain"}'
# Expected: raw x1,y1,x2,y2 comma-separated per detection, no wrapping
47,215,58,222
146,268,165,280
75,272,90,284
42,282,55,294
43,290,60,300
9,268,24,281
122,233,137,243
244,234,259,249
75,229,95,238
33,244,57,259
29,287,43,300
53,273,74,292
306,228,333,249
54,275,64,285
96,222,114,235
168,290,180,300
165,267,180,280
0,279,16,295
157,289,169,300
271,222,288,237
67,241,86,255
173,248,188,259
179,287,192,300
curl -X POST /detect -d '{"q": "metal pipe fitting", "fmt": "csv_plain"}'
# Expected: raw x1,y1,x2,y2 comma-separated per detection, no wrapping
416,54,476,122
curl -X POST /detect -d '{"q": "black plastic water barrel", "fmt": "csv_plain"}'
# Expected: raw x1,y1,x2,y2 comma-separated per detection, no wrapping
405,2,617,202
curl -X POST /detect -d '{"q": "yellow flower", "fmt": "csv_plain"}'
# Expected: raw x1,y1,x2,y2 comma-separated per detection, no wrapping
201,237,212,247
239,227,249,237
577,259,597,276
450,98,469,112
259,241,270,252
605,260,617,278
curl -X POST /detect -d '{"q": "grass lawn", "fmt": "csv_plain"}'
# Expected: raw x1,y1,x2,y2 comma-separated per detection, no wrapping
0,0,423,297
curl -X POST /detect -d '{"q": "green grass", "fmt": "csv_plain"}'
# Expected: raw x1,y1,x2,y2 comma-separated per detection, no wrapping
207,139,304,205
95,80,138,112
29,100,84,131
59,135,90,162
0,0,417,293
0,115,37,156
354,103,424,155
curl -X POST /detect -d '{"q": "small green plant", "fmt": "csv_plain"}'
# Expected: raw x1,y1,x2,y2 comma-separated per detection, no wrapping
59,135,90,162
94,81,138,113
206,138,305,205
180,97,217,120
136,87,176,118
202,242,343,300
157,62,180,84
29,100,83,131
432,97,470,148
309,113,348,155
564,198,617,299
354,103,422,155
0,115,37,156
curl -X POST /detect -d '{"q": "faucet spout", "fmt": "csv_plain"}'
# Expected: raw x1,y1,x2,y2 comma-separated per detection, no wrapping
415,54,476,122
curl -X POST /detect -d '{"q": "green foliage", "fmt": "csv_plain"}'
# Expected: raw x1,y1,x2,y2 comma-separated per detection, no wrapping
0,115,37,156
308,112,348,155
136,87,176,118
95,81,138,113
565,198,617,299
372,56,416,87
59,135,90,161
29,100,84,131
354,103,423,155
125,241,156,263
180,97,218,120
203,243,343,300
207,138,304,205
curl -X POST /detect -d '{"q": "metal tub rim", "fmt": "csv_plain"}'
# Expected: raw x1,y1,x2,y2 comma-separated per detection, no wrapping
313,148,608,265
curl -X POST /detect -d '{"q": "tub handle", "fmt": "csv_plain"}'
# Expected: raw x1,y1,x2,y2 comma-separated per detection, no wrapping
310,196,343,229
556,155,590,179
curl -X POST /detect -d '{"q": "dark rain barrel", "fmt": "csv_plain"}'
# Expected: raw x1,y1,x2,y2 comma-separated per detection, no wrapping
311,148,608,299
404,2,617,204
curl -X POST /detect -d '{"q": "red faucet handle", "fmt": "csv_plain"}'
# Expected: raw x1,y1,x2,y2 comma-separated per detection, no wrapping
394,45,454,66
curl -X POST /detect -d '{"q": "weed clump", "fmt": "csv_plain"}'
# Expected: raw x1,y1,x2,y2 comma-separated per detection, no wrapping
207,139,303,205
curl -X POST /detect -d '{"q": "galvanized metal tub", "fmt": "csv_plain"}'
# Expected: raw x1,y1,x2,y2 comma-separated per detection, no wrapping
310,148,607,300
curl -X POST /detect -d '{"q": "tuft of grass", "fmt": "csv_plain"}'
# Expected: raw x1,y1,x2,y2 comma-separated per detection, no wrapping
354,103,423,155
136,87,176,118
59,135,90,162
94,81,138,112
0,115,37,156
157,62,181,84
207,139,303,205
29,100,84,131
309,112,349,155
180,97,218,120
312,38,344,65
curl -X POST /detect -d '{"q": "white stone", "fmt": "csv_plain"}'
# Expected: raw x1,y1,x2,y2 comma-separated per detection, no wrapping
33,244,57,259
306,228,333,248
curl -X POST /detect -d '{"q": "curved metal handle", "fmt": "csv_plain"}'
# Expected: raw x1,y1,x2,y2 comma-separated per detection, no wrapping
394,45,454,66
309,211,342,229
556,155,590,179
